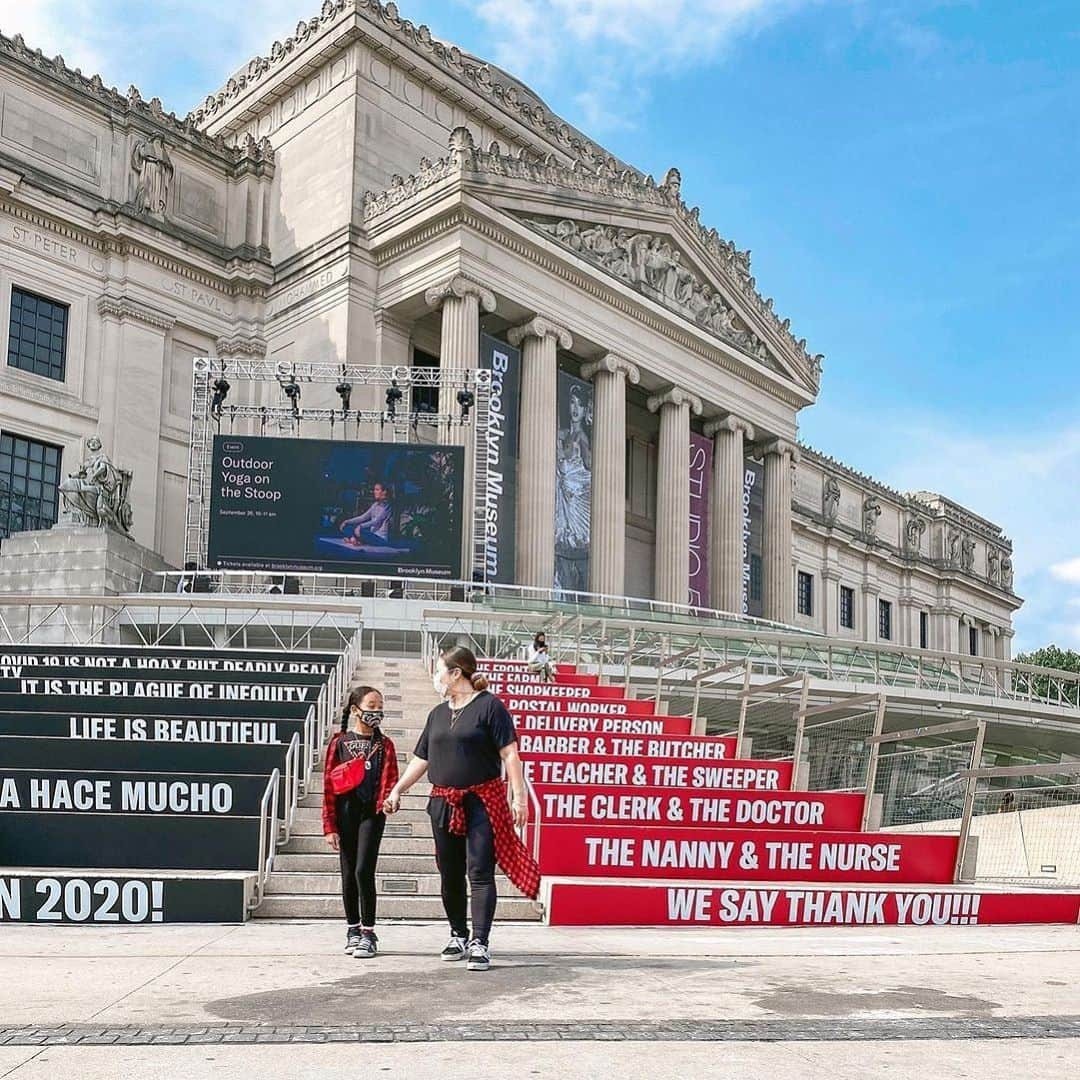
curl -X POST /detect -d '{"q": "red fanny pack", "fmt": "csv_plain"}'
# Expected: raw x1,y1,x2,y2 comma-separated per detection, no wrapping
328,755,375,798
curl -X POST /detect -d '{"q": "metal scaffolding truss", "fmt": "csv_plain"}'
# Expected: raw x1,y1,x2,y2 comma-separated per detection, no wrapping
185,358,492,578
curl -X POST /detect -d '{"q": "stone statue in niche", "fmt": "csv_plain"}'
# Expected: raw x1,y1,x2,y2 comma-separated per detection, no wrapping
58,436,134,534
531,217,780,371
1000,555,1014,589
987,548,1001,583
822,476,841,524
905,515,927,552
960,535,976,572
131,134,174,218
946,528,962,567
862,496,882,539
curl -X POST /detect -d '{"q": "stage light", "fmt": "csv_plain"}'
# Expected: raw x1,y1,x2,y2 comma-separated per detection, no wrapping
457,388,475,421
385,379,403,419
335,378,352,412
210,375,231,419
279,372,301,416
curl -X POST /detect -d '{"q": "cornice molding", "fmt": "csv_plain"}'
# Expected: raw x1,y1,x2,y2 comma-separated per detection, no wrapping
0,31,275,173
96,294,175,330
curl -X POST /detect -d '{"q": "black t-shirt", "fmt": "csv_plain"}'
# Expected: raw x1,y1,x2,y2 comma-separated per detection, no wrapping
414,691,517,789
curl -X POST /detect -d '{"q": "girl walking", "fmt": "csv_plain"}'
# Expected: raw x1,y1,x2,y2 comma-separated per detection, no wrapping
323,685,399,958
384,646,540,972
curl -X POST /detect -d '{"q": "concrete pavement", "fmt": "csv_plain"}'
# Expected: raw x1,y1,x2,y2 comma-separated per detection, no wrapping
0,920,1076,1077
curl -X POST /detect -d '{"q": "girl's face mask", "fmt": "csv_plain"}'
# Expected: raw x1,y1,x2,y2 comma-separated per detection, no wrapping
352,707,383,729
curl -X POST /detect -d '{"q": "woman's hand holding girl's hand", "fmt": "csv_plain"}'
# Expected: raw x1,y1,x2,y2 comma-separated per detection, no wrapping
326,832,340,852
383,790,401,815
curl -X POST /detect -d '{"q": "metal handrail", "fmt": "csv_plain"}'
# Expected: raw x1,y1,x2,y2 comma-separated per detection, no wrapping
251,766,281,909
281,733,301,843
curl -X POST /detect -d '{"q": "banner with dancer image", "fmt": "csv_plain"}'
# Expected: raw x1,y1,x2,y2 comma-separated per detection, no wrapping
554,371,593,595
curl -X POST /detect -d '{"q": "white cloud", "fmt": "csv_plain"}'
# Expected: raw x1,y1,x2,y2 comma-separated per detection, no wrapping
1051,558,1080,586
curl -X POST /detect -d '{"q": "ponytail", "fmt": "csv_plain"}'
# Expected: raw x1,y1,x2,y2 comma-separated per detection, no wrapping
341,684,380,732
440,645,487,692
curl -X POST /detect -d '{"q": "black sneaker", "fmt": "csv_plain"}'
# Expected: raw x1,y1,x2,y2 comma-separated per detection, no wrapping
440,935,467,962
466,939,491,972
354,930,378,959
345,927,362,955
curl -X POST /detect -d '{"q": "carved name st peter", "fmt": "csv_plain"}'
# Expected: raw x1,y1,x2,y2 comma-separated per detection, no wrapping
529,217,783,373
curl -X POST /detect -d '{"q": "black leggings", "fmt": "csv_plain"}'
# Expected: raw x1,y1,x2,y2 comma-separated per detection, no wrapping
430,793,497,945
337,795,386,927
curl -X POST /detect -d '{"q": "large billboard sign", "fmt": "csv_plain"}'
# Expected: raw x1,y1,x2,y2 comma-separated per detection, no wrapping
207,435,464,578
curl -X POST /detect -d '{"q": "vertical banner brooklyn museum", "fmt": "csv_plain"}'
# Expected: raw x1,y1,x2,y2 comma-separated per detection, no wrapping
479,333,520,585
555,370,594,593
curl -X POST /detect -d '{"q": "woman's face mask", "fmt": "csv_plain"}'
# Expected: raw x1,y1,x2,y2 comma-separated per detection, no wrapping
432,664,452,697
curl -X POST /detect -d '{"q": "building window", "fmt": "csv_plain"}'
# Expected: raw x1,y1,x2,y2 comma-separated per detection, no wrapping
920,611,929,650
7,287,68,382
0,433,62,539
749,554,763,605
969,625,978,656
411,348,439,415
878,599,892,641
797,571,813,616
840,586,855,630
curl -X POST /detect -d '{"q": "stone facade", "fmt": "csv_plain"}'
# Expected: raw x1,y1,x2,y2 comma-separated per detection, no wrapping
0,2,1021,654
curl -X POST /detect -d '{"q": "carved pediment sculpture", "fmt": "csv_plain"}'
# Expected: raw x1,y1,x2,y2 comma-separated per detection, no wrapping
1000,555,1014,590
530,217,783,375
987,547,1001,584
960,535,976,572
945,528,962,568
862,496,882,539
822,475,841,524
59,436,134,534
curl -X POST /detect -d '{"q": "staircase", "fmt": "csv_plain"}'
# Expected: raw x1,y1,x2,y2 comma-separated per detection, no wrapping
254,659,542,920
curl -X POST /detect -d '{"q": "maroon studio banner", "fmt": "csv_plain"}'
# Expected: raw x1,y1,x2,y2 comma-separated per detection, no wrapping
517,732,736,760
536,824,959,884
688,432,711,608
530,785,864,830
514,713,693,737
547,882,1080,928
521,754,792,791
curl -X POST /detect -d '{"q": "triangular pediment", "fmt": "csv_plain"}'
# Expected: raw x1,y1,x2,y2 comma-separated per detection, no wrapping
361,130,822,395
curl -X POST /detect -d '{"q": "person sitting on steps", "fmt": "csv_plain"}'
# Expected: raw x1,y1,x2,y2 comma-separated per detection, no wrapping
323,685,399,959
526,631,557,683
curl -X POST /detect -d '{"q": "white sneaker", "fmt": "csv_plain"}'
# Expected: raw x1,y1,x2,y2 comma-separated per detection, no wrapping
466,939,491,972
440,935,467,962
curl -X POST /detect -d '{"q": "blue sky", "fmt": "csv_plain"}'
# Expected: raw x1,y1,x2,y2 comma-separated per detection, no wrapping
11,1,1079,651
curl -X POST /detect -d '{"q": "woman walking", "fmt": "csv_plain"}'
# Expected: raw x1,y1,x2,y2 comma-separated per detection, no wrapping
323,685,399,958
384,646,539,972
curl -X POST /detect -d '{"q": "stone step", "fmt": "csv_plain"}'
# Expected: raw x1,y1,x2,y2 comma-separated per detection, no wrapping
291,809,430,835
282,833,435,854
275,852,440,873
293,795,428,820
253,894,543,920
298,787,431,809
265,872,527,898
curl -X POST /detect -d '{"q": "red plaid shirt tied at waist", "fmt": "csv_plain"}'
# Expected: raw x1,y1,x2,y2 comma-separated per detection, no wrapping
429,776,541,901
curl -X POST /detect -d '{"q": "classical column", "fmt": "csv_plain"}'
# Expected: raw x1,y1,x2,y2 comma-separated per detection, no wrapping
648,386,704,605
704,414,755,614
582,354,640,599
425,275,497,579
424,275,496,417
507,316,573,590
760,437,800,624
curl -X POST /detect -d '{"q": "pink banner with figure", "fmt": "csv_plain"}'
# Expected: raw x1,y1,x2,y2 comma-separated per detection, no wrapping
688,433,712,607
